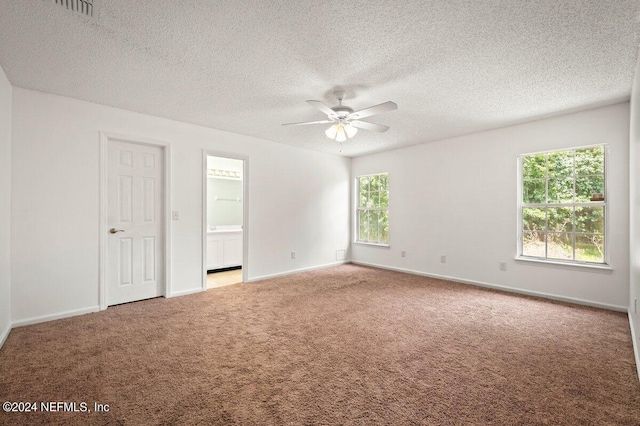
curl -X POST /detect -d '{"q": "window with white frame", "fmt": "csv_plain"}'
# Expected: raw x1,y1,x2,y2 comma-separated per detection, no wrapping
356,173,389,245
519,145,607,264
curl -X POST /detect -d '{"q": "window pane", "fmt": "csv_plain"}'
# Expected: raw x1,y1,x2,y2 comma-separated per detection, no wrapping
575,207,604,234
380,190,389,208
369,210,379,242
522,154,546,179
366,192,375,208
359,176,369,192
372,191,381,207
523,208,546,232
575,234,604,263
379,210,389,243
547,207,573,232
358,210,368,241
547,233,573,260
548,151,574,177
523,179,546,204
379,174,388,192
359,189,368,207
576,146,604,176
523,231,545,257
575,175,604,203
548,178,574,203
369,176,377,192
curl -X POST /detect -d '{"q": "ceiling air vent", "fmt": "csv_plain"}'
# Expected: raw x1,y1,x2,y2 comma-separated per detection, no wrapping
45,0,97,18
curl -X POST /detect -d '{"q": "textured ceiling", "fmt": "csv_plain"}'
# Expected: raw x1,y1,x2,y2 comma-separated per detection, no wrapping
0,1,639,157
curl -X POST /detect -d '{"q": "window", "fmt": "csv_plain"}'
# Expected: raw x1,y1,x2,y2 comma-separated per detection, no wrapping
356,173,389,245
519,145,607,264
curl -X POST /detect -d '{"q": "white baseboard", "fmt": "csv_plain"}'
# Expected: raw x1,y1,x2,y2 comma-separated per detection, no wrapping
169,288,204,298
0,321,11,349
351,261,627,312
248,261,349,283
12,306,100,328
629,312,640,382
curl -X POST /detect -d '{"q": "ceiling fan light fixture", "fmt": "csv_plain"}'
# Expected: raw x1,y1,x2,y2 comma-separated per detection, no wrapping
325,124,338,139
325,122,357,142
335,125,347,142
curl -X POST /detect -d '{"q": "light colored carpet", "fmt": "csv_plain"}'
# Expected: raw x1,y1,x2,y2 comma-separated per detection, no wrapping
1,264,639,425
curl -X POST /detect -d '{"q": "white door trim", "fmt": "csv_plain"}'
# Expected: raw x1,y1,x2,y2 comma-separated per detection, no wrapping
99,132,172,310
202,150,250,290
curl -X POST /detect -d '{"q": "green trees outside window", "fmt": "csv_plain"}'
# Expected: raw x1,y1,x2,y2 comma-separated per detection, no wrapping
357,173,389,244
520,146,606,263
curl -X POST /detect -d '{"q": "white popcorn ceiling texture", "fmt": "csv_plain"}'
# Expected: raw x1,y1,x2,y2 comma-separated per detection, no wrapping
0,1,639,157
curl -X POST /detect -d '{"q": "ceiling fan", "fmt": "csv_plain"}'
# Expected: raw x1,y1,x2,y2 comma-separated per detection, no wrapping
282,91,397,142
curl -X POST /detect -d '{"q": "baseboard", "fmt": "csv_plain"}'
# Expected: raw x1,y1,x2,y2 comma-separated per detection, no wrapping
248,260,349,282
168,288,204,298
629,312,640,382
0,321,11,350
12,306,100,328
350,261,627,312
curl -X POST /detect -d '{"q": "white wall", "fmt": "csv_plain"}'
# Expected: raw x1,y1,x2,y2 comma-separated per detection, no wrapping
0,65,11,345
11,88,351,324
207,178,243,226
352,103,629,310
629,47,640,378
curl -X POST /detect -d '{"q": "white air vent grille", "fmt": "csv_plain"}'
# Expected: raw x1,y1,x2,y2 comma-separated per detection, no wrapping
47,0,96,18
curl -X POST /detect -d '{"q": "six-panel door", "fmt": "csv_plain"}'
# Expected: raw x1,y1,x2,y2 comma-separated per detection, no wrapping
107,141,164,306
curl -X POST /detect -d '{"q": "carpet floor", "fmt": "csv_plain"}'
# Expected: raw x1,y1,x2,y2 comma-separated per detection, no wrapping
1,264,639,425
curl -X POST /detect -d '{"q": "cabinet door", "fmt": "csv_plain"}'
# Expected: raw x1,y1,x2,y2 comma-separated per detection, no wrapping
223,234,242,267
207,236,224,270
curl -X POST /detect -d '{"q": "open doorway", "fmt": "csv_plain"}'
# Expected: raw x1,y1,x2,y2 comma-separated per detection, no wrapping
204,154,245,289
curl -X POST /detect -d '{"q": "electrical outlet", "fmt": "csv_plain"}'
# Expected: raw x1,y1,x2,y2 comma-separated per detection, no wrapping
401,251,406,258
336,249,346,261
440,255,446,263
499,262,507,271
172,211,180,220
291,251,296,260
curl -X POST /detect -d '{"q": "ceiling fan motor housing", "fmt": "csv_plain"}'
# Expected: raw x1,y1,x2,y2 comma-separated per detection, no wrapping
332,105,354,119
332,91,353,118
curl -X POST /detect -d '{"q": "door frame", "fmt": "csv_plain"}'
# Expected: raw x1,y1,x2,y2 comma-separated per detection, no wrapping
202,150,250,290
99,132,172,310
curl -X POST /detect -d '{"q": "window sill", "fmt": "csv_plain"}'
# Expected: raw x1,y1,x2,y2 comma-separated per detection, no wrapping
353,241,390,248
515,256,612,272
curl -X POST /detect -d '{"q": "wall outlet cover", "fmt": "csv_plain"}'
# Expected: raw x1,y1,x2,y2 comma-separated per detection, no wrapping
499,262,507,271
291,251,296,260
336,249,346,261
440,255,446,263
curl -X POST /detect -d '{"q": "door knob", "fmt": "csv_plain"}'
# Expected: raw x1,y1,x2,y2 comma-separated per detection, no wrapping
109,228,125,234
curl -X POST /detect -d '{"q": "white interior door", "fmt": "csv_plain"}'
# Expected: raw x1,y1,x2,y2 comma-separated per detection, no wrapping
107,141,164,305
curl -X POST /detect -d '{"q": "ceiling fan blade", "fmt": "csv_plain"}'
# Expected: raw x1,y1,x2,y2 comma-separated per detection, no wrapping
350,120,390,133
348,101,397,120
282,119,334,126
306,100,336,117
